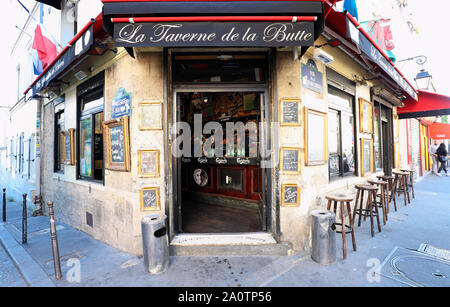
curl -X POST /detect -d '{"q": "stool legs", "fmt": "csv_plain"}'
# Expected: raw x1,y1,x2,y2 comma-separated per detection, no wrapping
404,175,411,204
380,185,387,225
340,202,347,259
409,173,415,199
346,201,357,252
327,198,357,259
353,189,381,237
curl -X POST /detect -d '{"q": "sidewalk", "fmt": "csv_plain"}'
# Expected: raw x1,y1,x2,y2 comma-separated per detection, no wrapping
0,174,449,287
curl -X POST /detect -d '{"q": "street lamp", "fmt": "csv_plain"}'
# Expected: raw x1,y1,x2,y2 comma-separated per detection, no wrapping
414,69,432,91
397,55,433,90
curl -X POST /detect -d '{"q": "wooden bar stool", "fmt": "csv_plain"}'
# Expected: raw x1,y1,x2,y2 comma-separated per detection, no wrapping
325,193,357,259
401,168,415,199
353,184,381,237
393,170,410,206
367,179,388,225
377,175,397,213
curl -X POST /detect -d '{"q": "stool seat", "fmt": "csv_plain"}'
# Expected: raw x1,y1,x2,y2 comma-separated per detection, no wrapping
377,175,394,180
392,170,408,176
325,193,354,202
393,170,410,206
355,184,378,191
401,169,416,199
367,179,388,185
401,169,415,173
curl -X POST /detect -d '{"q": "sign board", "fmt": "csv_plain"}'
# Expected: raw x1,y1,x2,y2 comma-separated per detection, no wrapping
140,187,161,211
110,126,125,163
111,87,132,119
280,147,301,174
281,184,301,207
104,116,131,171
347,18,418,101
114,22,314,47
138,149,160,177
301,60,323,93
280,98,300,126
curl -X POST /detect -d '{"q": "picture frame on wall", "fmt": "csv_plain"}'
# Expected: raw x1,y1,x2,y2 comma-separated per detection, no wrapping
62,128,75,165
359,98,373,134
281,184,301,207
138,149,160,177
360,138,374,176
280,98,301,126
393,114,399,142
103,116,131,171
139,100,163,130
280,147,301,174
140,187,161,211
304,107,328,166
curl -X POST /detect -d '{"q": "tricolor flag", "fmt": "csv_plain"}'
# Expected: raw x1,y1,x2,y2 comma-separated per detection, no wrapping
32,25,57,75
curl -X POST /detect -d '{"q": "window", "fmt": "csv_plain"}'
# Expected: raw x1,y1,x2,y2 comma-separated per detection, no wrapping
54,98,65,173
77,73,104,182
373,103,382,170
327,86,356,179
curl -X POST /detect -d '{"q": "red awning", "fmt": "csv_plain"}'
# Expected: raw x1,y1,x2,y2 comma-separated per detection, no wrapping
429,122,450,140
323,3,418,102
398,91,450,119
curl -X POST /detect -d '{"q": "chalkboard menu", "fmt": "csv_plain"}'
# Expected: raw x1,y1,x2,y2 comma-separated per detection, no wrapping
281,184,300,207
110,126,125,163
281,148,300,174
104,116,131,171
280,99,300,125
138,150,159,177
140,187,160,211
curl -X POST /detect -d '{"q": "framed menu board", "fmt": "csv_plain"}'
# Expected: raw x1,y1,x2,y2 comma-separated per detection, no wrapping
139,100,163,130
280,147,301,174
104,116,131,171
359,98,373,134
304,108,327,166
138,149,160,177
393,114,399,142
281,184,301,207
280,98,301,126
140,187,161,211
360,138,373,176
62,129,75,165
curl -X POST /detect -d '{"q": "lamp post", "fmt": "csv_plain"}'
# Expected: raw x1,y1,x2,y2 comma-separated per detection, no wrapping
397,55,433,91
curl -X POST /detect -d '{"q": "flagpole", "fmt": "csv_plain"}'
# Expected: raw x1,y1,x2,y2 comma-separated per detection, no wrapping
16,0,63,50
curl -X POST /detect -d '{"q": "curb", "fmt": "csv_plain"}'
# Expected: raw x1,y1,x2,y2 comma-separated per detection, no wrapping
0,223,55,287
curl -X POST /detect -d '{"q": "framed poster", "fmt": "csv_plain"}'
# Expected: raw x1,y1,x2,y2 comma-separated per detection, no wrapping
138,149,160,177
139,100,163,130
359,98,373,134
140,187,161,211
360,138,374,176
304,108,328,165
62,128,75,165
280,147,301,174
393,114,399,142
280,98,301,126
104,116,131,171
281,184,301,207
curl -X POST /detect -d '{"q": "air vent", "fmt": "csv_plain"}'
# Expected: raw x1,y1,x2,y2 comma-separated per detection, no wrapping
86,212,93,228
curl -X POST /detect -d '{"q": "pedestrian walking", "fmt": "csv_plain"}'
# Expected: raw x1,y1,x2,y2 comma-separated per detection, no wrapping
436,143,449,176
429,139,439,175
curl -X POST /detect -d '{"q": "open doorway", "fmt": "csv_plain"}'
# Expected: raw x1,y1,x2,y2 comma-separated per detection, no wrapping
174,91,267,233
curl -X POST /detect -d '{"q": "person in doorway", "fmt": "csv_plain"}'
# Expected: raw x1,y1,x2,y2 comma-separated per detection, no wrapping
436,143,449,176
429,139,439,175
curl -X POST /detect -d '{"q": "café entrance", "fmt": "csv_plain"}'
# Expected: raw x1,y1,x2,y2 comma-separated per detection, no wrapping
170,52,272,234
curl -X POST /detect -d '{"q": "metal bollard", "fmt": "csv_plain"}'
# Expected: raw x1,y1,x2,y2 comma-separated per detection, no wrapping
47,202,62,280
2,188,5,222
22,194,27,244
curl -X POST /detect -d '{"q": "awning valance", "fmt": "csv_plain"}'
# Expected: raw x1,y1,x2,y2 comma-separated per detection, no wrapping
398,91,450,119
430,122,450,140
323,5,418,102
24,13,106,97
36,0,61,10
102,1,326,48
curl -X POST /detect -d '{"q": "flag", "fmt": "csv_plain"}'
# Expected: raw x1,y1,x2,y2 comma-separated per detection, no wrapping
32,49,43,75
343,0,359,21
32,25,57,70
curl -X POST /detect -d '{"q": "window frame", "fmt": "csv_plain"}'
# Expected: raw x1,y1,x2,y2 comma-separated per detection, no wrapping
76,74,105,184
327,85,357,180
